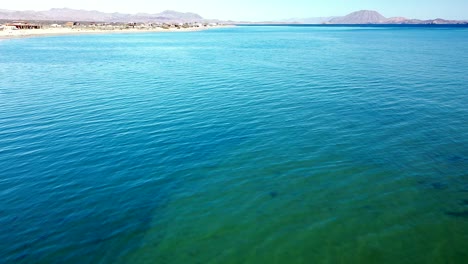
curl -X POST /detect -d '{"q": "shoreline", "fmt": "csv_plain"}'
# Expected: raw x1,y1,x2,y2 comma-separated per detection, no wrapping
0,25,231,40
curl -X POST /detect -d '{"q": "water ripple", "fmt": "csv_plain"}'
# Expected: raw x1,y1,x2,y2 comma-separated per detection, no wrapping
0,26,467,263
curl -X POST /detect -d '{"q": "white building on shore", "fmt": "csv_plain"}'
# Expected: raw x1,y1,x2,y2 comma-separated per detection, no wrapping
0,25,18,31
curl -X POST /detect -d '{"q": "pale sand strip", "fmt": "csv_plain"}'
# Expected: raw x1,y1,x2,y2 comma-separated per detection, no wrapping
0,26,230,40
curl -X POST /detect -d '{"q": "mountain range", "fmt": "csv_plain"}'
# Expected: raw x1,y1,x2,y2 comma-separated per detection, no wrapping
0,8,466,24
0,8,204,23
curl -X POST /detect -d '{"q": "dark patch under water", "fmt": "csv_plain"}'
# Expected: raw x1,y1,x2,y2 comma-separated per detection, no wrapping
431,182,448,190
445,210,468,218
447,155,464,163
269,191,279,198
416,180,449,190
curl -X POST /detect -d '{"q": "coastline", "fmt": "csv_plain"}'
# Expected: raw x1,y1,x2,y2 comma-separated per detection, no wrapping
0,25,231,40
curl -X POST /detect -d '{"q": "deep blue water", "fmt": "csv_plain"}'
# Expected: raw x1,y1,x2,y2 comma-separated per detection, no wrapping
0,26,467,263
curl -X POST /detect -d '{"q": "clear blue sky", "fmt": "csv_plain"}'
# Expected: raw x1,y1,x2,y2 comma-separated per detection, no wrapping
2,0,467,21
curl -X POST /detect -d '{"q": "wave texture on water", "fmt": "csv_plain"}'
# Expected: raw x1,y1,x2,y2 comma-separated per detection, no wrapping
0,26,467,263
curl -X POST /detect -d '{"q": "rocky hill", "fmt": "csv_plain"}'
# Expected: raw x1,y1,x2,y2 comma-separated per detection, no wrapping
329,10,386,24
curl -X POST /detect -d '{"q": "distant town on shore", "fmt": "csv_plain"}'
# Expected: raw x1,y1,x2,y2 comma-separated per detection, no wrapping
0,8,225,33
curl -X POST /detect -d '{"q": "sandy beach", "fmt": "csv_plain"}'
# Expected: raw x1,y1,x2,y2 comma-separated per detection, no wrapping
0,26,228,39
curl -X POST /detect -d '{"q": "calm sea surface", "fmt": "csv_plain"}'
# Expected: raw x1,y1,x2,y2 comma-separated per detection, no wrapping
0,26,467,263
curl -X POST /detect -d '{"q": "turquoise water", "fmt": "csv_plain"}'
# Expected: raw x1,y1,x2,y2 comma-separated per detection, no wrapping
0,26,467,263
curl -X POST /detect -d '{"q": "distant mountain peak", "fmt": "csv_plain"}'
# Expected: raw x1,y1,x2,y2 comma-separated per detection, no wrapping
329,10,386,24
158,10,203,20
274,9,467,25
356,9,380,13
160,10,180,14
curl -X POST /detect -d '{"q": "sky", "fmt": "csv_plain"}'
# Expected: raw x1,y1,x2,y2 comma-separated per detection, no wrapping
2,0,467,21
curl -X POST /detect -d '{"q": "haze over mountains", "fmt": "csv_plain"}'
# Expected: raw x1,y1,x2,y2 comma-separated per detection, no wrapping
0,8,204,23
281,17,337,24
0,8,466,24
